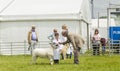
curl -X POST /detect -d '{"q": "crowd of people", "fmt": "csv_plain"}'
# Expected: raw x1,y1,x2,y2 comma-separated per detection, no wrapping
27,24,108,65
28,24,84,64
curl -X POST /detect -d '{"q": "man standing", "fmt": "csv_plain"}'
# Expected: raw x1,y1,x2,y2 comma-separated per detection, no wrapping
28,25,38,54
61,31,85,64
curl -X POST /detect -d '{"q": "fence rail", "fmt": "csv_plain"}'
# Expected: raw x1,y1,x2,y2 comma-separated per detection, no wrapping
88,40,120,56
0,41,50,55
0,40,120,55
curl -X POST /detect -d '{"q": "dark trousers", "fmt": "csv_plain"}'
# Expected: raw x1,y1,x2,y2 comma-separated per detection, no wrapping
74,47,81,64
61,54,64,59
93,44,100,55
102,46,106,55
54,60,59,64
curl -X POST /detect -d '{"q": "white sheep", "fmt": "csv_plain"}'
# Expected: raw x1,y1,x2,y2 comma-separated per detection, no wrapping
32,43,57,65
32,43,69,65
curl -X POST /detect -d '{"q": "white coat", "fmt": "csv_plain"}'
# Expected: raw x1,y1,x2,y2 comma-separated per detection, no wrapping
53,38,63,60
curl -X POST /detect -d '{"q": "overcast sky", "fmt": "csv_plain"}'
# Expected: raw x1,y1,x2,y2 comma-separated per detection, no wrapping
94,0,120,18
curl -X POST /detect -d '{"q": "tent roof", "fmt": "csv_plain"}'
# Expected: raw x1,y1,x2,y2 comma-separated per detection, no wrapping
0,0,83,15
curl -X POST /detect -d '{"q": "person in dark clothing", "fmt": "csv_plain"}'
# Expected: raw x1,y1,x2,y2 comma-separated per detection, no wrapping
100,38,106,55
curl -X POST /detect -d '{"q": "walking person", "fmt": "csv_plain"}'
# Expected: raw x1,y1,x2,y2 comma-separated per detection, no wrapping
28,25,38,55
92,29,101,55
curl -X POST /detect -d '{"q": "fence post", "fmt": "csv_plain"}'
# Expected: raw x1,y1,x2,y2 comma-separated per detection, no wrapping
11,42,13,56
118,40,120,54
111,40,113,56
0,42,1,55
108,39,110,56
24,40,26,56
111,40,114,56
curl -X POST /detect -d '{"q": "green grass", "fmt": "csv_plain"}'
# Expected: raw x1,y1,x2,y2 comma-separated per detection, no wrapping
0,55,120,71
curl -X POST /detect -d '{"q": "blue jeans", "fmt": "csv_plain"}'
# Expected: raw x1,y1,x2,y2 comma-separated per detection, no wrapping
102,46,106,54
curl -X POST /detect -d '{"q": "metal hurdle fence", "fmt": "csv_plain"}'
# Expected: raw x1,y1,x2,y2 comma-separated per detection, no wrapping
0,41,50,55
0,40,120,56
89,40,120,56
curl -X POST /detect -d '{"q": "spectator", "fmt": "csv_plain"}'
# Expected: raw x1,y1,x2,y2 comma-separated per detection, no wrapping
92,29,101,55
28,25,38,54
100,38,106,55
48,28,58,42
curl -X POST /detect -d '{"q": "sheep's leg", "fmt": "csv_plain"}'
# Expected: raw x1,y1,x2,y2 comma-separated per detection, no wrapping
60,49,64,60
48,56,53,65
32,55,37,64
61,48,66,60
63,50,66,60
63,45,69,60
50,58,53,65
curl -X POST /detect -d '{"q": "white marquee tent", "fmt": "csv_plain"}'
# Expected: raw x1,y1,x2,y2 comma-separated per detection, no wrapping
0,0,91,54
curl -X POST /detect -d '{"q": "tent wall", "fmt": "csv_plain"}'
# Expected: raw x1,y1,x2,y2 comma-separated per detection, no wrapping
0,20,81,42
79,0,91,50
0,19,89,53
0,0,91,54
80,0,91,22
80,21,89,51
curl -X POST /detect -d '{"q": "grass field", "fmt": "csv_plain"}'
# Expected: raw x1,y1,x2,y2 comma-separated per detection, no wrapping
0,55,120,71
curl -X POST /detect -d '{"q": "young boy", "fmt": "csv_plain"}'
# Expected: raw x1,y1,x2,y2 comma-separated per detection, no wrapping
52,33,62,64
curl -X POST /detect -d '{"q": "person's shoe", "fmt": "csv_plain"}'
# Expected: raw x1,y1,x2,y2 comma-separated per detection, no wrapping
54,60,59,64
74,62,79,64
57,60,59,64
54,60,57,64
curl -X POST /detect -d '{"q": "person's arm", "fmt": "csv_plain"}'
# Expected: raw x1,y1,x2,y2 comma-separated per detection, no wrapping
61,35,76,50
36,31,38,42
28,31,31,45
62,38,70,45
69,35,76,50
98,34,101,41
48,33,54,40
52,40,59,47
